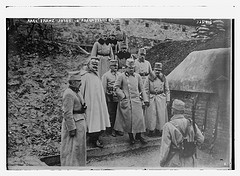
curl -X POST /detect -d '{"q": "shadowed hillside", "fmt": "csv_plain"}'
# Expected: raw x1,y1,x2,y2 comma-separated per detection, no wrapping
145,31,231,75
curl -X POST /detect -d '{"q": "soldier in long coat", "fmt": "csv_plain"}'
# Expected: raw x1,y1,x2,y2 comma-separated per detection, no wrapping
116,43,131,73
144,62,170,137
134,48,153,84
108,30,119,59
91,31,114,78
159,99,204,167
114,25,128,50
102,60,121,137
61,71,87,166
80,57,111,148
114,58,148,145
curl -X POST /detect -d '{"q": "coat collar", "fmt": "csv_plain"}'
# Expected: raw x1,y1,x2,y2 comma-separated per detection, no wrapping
170,114,185,121
137,58,145,63
110,69,117,75
149,73,165,82
86,67,99,77
125,71,135,77
98,38,109,45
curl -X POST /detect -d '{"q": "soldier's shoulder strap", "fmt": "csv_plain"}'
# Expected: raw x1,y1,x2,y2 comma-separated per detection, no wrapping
169,120,187,138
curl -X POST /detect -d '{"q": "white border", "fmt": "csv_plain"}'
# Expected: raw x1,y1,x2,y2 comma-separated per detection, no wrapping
1,1,239,176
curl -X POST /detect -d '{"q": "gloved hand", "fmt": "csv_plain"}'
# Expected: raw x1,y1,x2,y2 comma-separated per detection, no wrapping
80,103,87,113
69,129,76,137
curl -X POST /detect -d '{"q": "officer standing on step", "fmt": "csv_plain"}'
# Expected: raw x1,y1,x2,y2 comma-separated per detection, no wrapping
80,57,111,148
144,62,170,137
61,71,87,166
114,58,148,145
102,60,121,137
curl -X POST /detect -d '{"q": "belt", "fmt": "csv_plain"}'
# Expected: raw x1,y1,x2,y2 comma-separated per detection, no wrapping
97,53,110,56
73,110,85,114
150,91,164,95
139,72,149,76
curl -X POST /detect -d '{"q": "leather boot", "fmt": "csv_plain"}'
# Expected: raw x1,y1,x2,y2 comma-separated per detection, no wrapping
135,133,147,144
147,130,154,137
128,133,135,145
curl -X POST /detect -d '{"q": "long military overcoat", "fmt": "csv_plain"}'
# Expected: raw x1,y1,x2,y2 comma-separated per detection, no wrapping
114,72,147,133
80,70,110,133
144,75,170,131
61,88,86,166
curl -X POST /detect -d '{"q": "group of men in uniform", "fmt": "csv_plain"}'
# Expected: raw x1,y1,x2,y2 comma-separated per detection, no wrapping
60,42,204,167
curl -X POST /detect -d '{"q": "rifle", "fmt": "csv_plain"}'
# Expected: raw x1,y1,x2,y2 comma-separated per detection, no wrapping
192,94,199,158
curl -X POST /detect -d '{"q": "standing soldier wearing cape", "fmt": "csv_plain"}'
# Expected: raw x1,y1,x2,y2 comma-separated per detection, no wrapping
116,43,131,73
144,62,170,137
61,71,87,166
114,58,149,145
80,57,111,148
91,30,114,78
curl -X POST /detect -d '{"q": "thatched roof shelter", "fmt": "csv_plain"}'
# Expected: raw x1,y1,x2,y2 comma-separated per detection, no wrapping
167,48,230,93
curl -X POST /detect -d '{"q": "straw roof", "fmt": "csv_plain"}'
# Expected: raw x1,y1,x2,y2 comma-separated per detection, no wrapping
167,48,230,93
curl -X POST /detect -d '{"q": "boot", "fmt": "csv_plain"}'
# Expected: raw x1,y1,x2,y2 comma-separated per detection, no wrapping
93,134,104,148
155,129,163,137
147,130,154,137
116,130,124,136
128,133,135,145
135,133,147,144
111,129,116,137
95,140,104,148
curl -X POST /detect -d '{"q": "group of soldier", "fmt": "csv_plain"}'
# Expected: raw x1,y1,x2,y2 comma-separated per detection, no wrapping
60,30,204,168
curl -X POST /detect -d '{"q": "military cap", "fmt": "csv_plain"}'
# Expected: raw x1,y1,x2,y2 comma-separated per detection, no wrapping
90,56,100,61
109,59,118,66
138,48,146,55
172,99,185,111
154,62,163,70
126,58,135,67
87,56,99,65
68,71,81,81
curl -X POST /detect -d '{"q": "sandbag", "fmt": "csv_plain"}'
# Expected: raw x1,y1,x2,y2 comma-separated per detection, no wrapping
212,20,224,24
197,27,209,31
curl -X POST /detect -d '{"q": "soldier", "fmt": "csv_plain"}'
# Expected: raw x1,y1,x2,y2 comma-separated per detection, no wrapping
159,99,204,167
144,62,170,137
108,30,119,59
115,24,128,49
114,58,148,145
61,71,87,166
134,48,153,84
116,43,131,73
91,30,114,78
102,60,121,137
80,57,111,148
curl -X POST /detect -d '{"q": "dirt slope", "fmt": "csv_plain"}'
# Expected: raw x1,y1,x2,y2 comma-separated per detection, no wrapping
146,31,231,75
